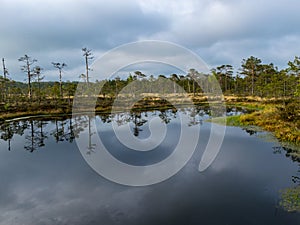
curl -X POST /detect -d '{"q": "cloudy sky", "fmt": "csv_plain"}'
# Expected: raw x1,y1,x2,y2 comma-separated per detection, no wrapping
1,0,300,81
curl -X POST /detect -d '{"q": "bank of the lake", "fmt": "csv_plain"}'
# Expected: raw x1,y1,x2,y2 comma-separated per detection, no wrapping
214,99,300,159
1,96,299,158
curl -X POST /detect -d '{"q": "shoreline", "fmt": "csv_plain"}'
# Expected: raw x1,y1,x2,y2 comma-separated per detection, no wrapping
0,95,273,121
209,100,300,159
0,96,299,157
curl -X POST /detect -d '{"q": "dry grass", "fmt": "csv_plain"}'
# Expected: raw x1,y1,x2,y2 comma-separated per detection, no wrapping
239,105,300,158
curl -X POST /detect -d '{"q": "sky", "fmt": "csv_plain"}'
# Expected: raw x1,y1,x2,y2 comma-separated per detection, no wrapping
1,0,300,81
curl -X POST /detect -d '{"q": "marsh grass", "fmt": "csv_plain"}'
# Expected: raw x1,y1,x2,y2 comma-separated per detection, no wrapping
280,186,300,212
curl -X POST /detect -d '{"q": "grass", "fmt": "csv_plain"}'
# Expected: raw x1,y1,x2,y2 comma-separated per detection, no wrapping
0,109,72,121
207,115,242,126
280,186,300,212
209,101,300,159
239,107,300,145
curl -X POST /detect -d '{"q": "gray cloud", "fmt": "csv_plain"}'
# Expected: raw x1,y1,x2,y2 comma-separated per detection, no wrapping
1,0,300,80
1,0,169,51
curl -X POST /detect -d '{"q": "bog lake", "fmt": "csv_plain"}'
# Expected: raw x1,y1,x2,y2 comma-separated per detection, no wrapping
0,107,299,225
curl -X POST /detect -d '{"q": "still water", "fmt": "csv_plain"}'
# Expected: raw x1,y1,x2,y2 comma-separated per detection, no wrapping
0,107,299,225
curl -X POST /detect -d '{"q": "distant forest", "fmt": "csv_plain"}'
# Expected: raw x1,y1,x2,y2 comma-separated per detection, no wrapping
1,48,300,109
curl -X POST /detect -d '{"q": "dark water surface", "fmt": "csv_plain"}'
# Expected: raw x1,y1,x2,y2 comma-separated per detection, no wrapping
0,108,299,225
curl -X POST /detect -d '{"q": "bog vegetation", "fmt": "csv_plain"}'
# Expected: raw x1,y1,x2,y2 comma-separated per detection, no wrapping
1,50,299,140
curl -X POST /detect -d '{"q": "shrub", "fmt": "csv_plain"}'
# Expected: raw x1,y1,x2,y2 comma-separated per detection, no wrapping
277,100,300,127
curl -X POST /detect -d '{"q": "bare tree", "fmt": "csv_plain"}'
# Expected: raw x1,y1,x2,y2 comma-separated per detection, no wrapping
52,62,67,98
18,55,37,99
82,48,93,85
2,58,9,101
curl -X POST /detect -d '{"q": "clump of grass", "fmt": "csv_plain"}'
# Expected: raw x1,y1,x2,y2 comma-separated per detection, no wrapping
227,102,265,111
207,115,242,126
280,186,300,212
208,100,300,159
226,115,244,126
240,106,300,144
238,103,300,158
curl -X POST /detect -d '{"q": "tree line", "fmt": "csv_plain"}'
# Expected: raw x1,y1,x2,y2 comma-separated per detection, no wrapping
1,49,300,111
212,56,300,98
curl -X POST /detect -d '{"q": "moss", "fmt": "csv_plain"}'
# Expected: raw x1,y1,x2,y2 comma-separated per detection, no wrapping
234,104,300,158
227,103,265,111
208,115,242,126
207,99,300,159
280,186,300,212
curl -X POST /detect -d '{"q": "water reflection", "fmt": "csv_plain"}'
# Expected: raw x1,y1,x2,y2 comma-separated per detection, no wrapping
24,120,47,152
0,120,28,151
0,117,82,152
0,106,297,165
132,112,148,136
0,106,299,221
1,107,299,182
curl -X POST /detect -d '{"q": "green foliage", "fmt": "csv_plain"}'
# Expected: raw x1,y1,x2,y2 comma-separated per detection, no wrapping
208,115,241,126
277,100,300,125
280,186,300,212
2,55,300,103
240,56,262,96
295,83,300,97
239,103,300,147
3,103,10,111
213,64,234,93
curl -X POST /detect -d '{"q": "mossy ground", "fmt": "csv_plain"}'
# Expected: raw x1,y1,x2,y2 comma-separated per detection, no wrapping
280,186,300,212
210,101,300,159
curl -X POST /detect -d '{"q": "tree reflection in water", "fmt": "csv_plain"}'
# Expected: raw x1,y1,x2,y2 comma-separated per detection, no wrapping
0,107,231,153
0,107,299,212
25,120,48,152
